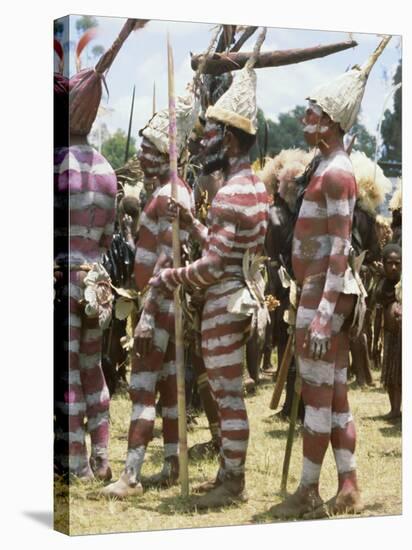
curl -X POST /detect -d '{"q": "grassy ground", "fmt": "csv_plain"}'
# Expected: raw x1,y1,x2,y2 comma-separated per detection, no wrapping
54,370,402,536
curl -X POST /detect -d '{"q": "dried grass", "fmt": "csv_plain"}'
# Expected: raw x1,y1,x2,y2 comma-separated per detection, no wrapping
55,369,402,536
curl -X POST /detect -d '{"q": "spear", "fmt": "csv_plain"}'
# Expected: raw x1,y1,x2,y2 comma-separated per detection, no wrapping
167,33,189,498
124,84,136,164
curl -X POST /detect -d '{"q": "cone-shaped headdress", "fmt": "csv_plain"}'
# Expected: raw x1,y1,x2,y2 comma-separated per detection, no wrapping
69,19,148,136
140,93,200,156
205,66,258,135
307,36,391,132
204,27,267,135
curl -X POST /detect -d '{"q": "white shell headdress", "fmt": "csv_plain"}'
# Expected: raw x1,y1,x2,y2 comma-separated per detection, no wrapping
140,93,199,156
205,66,258,135
307,36,391,132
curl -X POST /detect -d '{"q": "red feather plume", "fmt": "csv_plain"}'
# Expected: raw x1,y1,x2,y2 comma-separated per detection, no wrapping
75,27,98,71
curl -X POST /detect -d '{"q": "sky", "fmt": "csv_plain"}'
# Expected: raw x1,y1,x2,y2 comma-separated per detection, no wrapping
56,15,402,147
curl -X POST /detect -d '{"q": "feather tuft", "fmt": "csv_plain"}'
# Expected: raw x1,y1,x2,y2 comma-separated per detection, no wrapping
76,28,98,71
350,151,392,214
257,148,312,207
389,178,402,211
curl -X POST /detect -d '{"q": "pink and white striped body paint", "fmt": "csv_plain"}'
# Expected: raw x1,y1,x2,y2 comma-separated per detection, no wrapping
292,149,359,492
159,157,269,478
124,177,193,481
54,145,117,477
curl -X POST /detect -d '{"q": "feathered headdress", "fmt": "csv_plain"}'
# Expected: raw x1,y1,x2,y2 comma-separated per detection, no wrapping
258,148,312,206
389,178,402,211
307,36,391,132
69,19,148,136
350,151,392,215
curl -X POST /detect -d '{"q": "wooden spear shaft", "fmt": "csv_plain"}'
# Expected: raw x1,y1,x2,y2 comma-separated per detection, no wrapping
190,39,358,75
280,373,302,495
167,34,189,498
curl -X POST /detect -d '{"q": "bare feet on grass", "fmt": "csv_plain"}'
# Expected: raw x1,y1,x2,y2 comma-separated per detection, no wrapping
100,471,143,499
269,485,323,519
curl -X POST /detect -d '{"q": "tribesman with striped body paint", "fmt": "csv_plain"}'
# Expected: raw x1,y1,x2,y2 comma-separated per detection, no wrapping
271,37,390,519
150,66,270,509
101,94,198,498
54,20,144,481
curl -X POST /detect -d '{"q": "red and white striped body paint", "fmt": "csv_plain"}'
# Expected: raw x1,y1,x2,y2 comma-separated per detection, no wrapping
292,149,359,492
159,156,269,478
54,145,117,477
124,177,193,482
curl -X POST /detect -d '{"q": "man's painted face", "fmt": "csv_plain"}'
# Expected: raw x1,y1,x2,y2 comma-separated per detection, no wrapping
137,138,169,186
384,252,401,282
200,120,228,175
302,101,330,147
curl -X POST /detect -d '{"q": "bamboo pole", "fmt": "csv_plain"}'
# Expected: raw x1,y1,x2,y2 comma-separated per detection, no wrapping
167,34,189,498
191,39,358,75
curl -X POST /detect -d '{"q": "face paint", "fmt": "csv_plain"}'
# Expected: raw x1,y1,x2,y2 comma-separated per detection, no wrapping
308,101,323,116
138,138,169,180
303,123,329,134
302,101,330,147
201,121,229,175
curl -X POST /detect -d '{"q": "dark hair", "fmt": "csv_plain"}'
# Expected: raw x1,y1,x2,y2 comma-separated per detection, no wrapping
120,196,140,218
226,125,256,153
382,243,402,261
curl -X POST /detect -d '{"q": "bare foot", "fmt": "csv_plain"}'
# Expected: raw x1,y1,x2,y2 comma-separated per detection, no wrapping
100,472,143,499
269,486,323,519
191,475,246,509
329,489,363,515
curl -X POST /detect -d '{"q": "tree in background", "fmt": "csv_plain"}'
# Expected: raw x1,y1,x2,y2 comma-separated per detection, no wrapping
92,45,105,59
54,20,64,38
380,60,402,163
349,118,377,158
101,130,137,170
251,106,307,162
75,16,98,33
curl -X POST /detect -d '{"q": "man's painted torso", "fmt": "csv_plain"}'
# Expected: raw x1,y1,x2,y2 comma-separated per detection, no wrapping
54,145,117,265
292,150,357,286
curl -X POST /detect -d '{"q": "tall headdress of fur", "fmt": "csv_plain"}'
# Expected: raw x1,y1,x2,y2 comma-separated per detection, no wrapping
307,36,391,132
69,19,148,136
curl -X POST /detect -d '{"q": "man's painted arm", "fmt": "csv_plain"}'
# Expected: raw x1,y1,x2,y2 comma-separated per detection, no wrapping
153,197,237,290
316,171,356,325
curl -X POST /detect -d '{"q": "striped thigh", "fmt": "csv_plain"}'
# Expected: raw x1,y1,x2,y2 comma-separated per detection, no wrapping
201,283,251,476
295,277,355,487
